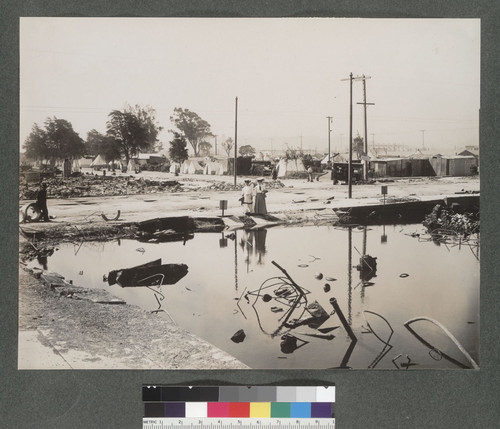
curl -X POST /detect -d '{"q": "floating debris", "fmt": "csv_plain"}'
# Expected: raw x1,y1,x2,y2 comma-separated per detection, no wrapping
314,272,323,280
297,264,309,268
318,326,339,334
325,277,337,282
231,329,246,343
107,259,188,287
323,283,331,292
399,273,409,278
270,306,283,313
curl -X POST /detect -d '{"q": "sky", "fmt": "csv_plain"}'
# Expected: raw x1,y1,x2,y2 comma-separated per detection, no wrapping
20,18,480,156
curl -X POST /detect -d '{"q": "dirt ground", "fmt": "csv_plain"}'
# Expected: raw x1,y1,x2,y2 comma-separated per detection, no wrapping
18,172,479,369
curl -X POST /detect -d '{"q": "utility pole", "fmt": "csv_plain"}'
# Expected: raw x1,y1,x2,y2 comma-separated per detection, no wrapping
327,116,333,164
341,73,354,198
213,135,218,156
234,97,238,186
356,75,374,181
420,129,425,149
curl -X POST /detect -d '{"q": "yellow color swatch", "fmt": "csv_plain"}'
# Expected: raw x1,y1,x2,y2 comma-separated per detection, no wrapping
250,402,271,418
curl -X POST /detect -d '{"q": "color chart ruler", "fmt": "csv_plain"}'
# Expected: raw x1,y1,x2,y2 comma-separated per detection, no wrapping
143,386,335,428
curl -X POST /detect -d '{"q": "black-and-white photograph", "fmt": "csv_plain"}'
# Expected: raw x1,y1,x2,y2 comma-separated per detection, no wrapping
18,17,480,370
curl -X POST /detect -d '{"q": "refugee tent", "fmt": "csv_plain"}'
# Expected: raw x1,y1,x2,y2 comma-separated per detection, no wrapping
90,154,107,169
169,162,181,174
276,158,306,178
181,159,203,174
108,160,122,170
127,159,140,173
72,159,81,173
203,160,224,175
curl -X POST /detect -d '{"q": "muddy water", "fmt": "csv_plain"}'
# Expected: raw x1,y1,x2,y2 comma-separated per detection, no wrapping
32,224,480,369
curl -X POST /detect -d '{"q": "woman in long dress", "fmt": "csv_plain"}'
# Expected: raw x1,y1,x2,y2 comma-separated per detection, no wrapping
253,177,268,215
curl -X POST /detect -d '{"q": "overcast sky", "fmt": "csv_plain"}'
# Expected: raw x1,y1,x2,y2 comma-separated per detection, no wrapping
20,18,480,155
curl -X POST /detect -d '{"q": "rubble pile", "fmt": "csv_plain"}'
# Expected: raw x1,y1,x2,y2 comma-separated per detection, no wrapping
19,175,182,199
199,179,286,192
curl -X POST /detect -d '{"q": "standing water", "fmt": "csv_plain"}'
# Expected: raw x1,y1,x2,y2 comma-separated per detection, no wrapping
31,223,479,369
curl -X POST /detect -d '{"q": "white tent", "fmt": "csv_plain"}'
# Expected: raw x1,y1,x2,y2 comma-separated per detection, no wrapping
109,160,122,170
182,159,203,174
72,159,81,173
203,160,224,175
169,162,181,173
276,158,306,178
127,159,140,173
90,154,107,168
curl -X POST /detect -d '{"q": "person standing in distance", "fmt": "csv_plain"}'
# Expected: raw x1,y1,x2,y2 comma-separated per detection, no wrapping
253,177,268,215
241,179,254,215
36,182,50,222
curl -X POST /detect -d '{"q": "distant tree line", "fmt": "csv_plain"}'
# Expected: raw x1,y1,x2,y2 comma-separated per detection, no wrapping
23,104,256,166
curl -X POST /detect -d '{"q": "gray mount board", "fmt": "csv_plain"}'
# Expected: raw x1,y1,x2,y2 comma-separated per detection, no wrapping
1,1,499,428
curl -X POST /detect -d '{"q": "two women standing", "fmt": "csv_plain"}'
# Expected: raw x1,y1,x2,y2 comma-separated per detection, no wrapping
240,177,268,215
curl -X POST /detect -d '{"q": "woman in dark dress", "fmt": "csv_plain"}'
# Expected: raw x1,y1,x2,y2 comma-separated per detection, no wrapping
253,177,267,215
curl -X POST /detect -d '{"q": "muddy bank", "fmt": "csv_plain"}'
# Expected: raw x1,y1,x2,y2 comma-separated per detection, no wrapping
18,265,249,369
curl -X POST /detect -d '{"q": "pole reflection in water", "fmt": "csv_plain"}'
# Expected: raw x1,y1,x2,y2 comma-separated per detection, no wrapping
234,229,238,291
347,226,352,325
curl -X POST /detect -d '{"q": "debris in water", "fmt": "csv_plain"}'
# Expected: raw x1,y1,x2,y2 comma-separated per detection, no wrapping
323,283,331,292
318,326,339,333
136,247,145,253
314,272,323,280
231,329,246,343
280,334,308,354
399,273,409,278
262,294,272,302
297,264,309,268
270,306,283,313
325,277,337,282
284,301,329,329
107,259,188,287
356,255,377,281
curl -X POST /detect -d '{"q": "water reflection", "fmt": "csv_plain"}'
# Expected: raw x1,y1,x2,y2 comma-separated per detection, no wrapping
30,223,480,369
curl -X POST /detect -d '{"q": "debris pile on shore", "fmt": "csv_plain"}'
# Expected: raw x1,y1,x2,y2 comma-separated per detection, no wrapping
19,175,182,199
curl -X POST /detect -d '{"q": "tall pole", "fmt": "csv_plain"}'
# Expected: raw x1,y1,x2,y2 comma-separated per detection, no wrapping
327,116,332,164
234,97,238,186
214,135,218,156
362,77,368,181
356,75,374,181
349,73,353,198
421,129,425,149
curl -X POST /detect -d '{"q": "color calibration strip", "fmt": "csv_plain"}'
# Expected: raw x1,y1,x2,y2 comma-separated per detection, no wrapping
143,386,335,421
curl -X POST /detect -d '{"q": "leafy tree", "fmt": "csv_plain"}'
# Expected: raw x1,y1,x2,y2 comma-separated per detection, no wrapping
170,108,212,156
238,144,256,157
85,129,104,156
85,129,121,162
222,137,234,157
124,104,163,152
24,123,48,161
168,132,189,164
106,110,149,165
23,117,85,162
199,141,212,157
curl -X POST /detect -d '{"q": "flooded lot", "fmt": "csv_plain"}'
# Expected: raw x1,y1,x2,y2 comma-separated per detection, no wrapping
31,223,479,369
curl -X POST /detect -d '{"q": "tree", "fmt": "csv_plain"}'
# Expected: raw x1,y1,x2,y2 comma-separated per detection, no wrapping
106,110,149,165
222,137,234,157
85,129,104,156
239,145,256,157
198,141,212,157
168,132,189,164
170,108,212,157
124,104,163,152
85,129,121,162
24,123,48,161
23,117,85,162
